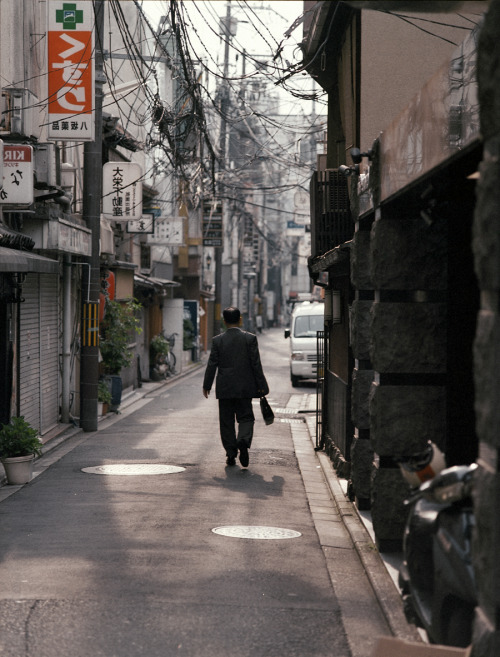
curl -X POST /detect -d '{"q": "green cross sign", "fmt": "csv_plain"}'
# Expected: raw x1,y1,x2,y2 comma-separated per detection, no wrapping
55,3,83,30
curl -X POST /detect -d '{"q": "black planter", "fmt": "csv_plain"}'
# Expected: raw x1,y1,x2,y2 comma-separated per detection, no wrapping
105,375,122,412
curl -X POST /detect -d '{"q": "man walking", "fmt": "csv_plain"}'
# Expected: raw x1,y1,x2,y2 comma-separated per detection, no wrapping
202,307,269,467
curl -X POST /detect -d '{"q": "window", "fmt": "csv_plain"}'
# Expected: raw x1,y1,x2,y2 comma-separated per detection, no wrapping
294,314,323,338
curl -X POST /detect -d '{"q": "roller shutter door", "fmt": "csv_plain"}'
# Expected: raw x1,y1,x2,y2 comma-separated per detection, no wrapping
19,273,59,434
40,273,59,433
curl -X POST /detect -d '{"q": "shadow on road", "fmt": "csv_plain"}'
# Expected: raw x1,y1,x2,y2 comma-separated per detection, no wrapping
212,469,285,499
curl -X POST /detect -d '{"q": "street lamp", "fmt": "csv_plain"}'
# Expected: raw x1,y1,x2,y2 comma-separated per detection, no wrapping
244,271,257,331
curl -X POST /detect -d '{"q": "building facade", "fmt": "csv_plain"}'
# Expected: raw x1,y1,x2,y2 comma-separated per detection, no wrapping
303,1,499,654
0,1,199,440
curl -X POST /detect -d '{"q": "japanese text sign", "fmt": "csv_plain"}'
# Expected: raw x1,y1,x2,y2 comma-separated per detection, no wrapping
0,145,34,206
127,214,155,234
147,217,184,245
102,161,143,221
47,1,94,141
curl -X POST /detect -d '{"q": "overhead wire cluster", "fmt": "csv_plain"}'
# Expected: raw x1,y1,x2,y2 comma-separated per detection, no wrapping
97,0,482,263
117,0,324,200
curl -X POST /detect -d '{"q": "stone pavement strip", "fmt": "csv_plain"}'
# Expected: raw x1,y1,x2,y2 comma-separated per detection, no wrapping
284,402,420,657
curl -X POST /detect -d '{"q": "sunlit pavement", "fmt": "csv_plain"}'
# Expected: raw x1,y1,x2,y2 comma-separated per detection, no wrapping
0,328,419,657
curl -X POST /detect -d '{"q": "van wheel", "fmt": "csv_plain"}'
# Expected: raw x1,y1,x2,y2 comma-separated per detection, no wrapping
291,373,300,387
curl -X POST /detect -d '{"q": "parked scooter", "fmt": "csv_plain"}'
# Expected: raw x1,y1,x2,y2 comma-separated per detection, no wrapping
397,447,477,648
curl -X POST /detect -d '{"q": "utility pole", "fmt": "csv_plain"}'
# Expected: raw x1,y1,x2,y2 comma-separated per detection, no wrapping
80,0,104,431
213,2,232,336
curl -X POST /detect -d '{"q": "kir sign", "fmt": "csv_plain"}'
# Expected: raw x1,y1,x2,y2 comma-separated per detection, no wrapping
47,1,94,141
0,145,34,206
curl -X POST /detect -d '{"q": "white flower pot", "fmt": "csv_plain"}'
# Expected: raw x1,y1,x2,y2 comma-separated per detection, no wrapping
1,454,35,485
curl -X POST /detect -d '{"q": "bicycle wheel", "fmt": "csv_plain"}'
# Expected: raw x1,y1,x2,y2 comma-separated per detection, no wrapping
169,351,176,372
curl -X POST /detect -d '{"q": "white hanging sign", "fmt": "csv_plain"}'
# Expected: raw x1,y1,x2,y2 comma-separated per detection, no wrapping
0,145,34,206
147,217,184,245
127,214,155,234
102,161,143,221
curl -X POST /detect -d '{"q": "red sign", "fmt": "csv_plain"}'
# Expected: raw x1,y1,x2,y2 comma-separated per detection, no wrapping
47,2,94,141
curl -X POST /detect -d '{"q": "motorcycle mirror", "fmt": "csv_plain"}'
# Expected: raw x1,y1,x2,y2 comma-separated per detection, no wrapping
419,464,477,504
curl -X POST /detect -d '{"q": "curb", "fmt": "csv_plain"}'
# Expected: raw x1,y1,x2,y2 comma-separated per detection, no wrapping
304,416,421,643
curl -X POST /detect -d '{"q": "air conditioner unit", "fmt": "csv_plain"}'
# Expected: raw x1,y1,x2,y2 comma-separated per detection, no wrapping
34,143,57,188
1,88,39,138
100,217,115,256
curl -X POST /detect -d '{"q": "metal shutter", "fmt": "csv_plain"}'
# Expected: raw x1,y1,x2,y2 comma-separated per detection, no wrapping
39,273,59,433
19,273,60,434
19,274,41,429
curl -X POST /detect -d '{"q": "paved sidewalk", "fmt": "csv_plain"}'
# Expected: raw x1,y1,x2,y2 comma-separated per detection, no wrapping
285,395,420,646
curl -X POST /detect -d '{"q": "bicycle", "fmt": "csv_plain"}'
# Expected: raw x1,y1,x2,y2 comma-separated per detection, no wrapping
150,332,178,380
163,332,178,375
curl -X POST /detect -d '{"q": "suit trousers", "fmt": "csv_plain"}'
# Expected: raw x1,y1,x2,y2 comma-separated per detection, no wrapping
218,398,255,458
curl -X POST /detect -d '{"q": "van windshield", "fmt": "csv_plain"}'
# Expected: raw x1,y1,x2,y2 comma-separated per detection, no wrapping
294,314,323,338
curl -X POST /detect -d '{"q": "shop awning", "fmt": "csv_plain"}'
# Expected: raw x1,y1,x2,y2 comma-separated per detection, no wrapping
134,273,180,288
0,247,59,274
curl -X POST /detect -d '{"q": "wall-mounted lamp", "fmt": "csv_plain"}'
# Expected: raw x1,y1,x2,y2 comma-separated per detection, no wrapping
324,289,342,324
339,164,359,177
350,147,373,164
332,290,342,324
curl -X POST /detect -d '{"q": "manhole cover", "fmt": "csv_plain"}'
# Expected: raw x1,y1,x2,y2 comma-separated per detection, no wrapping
81,464,185,476
212,525,301,539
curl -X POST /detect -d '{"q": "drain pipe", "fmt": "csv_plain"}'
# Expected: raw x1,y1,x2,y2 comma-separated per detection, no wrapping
61,255,72,423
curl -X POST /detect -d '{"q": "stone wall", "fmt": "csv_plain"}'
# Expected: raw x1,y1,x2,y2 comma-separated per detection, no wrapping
359,205,447,550
471,2,500,653
349,187,450,547
350,226,374,510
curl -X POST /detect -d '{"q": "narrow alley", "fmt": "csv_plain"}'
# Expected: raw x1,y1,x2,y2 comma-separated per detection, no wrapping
0,329,411,657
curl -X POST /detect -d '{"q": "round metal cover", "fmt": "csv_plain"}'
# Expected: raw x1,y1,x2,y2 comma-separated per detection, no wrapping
212,525,301,540
81,464,185,476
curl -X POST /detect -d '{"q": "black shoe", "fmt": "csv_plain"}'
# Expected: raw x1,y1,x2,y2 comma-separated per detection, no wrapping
226,456,236,466
238,442,249,468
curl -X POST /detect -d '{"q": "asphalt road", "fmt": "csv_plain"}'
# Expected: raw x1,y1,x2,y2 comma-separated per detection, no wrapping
0,328,390,656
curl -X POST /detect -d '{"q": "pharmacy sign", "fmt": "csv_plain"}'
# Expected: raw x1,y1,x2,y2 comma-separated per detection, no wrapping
47,2,94,141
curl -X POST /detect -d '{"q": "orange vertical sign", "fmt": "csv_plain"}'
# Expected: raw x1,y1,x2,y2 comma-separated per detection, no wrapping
47,1,94,141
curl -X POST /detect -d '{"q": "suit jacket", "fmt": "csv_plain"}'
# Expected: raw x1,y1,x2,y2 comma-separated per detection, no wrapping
203,328,269,399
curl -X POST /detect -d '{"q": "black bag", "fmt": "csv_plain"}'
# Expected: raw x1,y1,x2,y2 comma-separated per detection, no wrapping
260,397,274,425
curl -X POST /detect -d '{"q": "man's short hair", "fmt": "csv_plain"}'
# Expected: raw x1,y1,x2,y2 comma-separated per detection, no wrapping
223,307,240,324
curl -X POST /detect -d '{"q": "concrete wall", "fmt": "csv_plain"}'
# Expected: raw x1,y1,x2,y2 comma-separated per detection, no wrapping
360,10,479,154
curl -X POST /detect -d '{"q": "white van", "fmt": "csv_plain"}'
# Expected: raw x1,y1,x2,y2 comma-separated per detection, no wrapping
284,301,325,387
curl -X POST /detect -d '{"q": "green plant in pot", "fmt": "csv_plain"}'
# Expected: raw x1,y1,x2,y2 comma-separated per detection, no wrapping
0,416,42,485
150,334,169,359
97,379,112,415
149,333,169,379
99,298,142,410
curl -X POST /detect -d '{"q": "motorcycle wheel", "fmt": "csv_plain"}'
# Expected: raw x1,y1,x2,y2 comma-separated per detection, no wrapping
442,603,474,647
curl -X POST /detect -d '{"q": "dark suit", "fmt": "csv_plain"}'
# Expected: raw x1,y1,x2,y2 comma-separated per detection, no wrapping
203,328,269,459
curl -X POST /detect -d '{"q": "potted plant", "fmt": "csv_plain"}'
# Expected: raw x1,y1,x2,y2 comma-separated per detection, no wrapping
149,334,169,380
183,317,195,351
97,379,112,416
99,298,142,410
0,416,42,485
150,333,170,359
